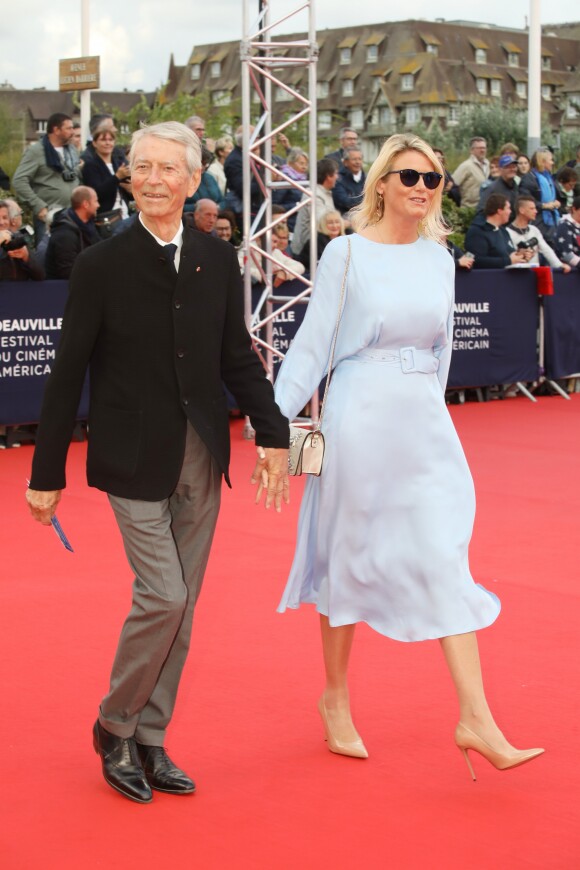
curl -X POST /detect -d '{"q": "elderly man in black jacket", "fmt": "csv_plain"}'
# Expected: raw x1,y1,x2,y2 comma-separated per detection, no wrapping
332,147,366,217
477,155,519,221
26,122,289,804
45,186,100,278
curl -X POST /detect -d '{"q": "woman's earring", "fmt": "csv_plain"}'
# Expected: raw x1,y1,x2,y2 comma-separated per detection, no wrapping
376,192,384,219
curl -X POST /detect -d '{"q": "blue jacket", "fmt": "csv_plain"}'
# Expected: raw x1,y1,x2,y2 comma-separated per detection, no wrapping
183,171,225,212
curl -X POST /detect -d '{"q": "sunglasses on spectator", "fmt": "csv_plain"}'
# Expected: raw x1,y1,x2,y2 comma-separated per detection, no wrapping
385,169,442,190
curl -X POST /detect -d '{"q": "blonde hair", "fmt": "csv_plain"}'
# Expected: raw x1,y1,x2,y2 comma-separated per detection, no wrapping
531,148,552,173
318,209,345,236
272,222,289,238
350,133,449,246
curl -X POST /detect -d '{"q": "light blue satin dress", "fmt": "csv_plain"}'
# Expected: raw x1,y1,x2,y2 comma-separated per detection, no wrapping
274,234,500,641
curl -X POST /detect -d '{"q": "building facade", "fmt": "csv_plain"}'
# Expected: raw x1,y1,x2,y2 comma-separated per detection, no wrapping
0,85,156,148
166,17,580,160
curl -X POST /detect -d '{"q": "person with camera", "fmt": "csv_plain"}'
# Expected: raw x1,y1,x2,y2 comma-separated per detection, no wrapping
464,194,528,269
81,124,133,235
0,199,44,281
506,196,570,272
3,198,25,233
12,113,82,246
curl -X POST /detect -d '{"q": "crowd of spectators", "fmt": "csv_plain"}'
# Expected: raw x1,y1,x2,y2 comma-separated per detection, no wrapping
2,115,580,448
2,114,580,288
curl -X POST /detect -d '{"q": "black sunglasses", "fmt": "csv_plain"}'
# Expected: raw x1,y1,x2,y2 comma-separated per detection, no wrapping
386,169,442,190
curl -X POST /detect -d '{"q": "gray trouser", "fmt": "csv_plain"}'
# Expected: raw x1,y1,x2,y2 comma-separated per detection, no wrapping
99,423,221,745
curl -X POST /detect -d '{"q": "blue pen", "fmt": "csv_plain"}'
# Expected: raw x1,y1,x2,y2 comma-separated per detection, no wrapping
26,480,74,553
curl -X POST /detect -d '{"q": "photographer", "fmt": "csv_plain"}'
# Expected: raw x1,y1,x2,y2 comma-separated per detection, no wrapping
0,200,44,281
506,196,570,272
12,113,82,245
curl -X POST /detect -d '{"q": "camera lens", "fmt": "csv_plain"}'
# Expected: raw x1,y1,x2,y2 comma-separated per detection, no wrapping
1,232,27,251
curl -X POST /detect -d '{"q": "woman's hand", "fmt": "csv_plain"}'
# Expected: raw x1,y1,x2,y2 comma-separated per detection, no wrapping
116,164,131,181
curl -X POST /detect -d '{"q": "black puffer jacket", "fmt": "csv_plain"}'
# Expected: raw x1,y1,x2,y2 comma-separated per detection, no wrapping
45,208,99,279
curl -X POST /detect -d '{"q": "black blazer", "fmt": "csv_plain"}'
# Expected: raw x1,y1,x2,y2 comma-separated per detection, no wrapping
30,219,289,499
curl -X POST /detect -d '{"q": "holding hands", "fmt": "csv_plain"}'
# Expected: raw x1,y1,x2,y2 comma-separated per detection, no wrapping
251,447,290,512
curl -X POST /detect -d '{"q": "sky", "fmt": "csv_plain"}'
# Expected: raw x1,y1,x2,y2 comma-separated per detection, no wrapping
1,1,579,93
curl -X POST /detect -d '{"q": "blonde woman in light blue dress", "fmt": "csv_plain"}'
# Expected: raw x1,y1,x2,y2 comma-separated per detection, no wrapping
274,134,544,779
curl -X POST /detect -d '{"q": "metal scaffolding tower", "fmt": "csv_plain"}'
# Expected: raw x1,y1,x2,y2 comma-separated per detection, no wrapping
241,1,318,436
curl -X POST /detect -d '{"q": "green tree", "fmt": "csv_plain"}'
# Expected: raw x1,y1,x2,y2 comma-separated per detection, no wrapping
100,91,242,146
0,100,25,189
441,197,476,249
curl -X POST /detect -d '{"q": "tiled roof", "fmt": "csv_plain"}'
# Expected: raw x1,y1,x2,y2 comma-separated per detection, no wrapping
364,33,386,46
466,64,503,80
506,69,529,83
169,17,580,134
501,41,523,54
419,32,442,47
399,59,423,75
468,37,490,50
0,87,155,145
337,36,358,49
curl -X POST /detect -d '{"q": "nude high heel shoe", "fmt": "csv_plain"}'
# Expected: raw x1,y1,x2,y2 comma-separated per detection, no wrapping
455,722,544,781
318,697,368,759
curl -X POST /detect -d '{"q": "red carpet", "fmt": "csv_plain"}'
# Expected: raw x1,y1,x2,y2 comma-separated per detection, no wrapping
1,396,579,869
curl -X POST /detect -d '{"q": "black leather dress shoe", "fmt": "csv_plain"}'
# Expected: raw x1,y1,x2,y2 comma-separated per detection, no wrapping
92,720,152,804
136,743,196,794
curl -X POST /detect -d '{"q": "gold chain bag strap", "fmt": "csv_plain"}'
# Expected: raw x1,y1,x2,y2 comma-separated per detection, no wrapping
288,237,351,476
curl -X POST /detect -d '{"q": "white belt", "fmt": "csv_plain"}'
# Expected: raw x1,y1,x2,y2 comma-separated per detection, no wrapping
352,346,440,374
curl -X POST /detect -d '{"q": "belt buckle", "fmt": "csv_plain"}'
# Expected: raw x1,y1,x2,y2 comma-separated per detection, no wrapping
400,346,416,373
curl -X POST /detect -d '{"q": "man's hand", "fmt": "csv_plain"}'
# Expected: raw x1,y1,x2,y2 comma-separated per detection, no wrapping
561,263,571,274
37,207,48,223
510,250,527,264
277,132,291,151
250,447,290,512
26,488,62,525
8,246,30,261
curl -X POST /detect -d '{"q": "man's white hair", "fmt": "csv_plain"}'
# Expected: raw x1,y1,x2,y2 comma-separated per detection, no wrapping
4,198,22,220
130,122,202,174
